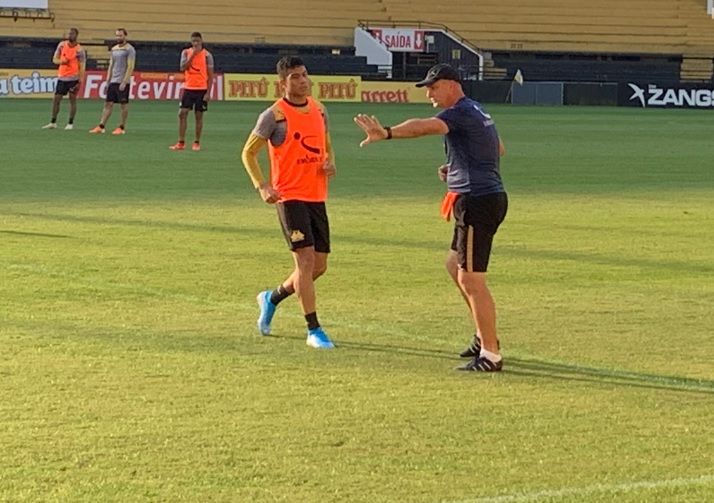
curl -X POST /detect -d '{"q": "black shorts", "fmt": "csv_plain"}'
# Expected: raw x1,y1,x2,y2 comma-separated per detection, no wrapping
450,192,508,272
55,79,79,96
276,201,330,253
106,83,130,104
180,89,208,111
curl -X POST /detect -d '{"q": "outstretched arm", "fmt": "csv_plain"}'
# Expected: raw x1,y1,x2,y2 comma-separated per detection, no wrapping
354,114,448,147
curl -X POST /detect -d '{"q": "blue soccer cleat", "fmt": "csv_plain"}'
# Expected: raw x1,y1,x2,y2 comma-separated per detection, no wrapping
306,327,335,349
256,290,277,335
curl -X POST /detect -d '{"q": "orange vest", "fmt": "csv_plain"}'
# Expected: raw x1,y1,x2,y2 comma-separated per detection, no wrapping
184,49,208,90
268,98,327,203
58,42,81,78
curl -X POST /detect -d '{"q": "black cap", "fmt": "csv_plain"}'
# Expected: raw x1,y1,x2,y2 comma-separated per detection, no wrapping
415,64,460,87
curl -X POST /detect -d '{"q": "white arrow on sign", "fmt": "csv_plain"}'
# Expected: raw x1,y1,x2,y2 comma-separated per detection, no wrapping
414,30,425,51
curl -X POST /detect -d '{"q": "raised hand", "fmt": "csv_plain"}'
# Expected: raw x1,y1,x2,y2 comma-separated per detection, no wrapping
353,114,388,147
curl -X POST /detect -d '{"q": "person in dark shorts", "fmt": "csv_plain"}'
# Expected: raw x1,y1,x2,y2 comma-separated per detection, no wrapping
42,28,85,130
354,63,508,372
89,28,135,135
169,32,214,151
241,56,337,349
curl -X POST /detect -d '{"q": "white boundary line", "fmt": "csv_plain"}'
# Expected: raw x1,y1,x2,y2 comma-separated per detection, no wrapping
443,474,714,503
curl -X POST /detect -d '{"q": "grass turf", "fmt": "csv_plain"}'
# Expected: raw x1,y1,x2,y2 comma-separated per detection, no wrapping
1,99,713,502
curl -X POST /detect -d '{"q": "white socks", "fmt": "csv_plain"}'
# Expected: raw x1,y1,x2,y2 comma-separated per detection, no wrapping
480,348,502,363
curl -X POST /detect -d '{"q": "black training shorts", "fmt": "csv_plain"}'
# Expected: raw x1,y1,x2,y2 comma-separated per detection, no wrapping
55,79,79,96
180,89,208,112
276,201,330,253
450,192,508,272
106,83,130,104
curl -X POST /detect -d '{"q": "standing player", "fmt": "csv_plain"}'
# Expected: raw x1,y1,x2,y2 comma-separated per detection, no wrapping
241,56,337,349
42,28,85,130
354,64,508,371
89,28,135,135
169,32,214,151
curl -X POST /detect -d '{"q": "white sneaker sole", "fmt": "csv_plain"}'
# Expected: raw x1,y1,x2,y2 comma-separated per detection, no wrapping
306,335,335,349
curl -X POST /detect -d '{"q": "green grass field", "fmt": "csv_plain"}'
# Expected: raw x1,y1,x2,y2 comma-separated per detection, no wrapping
1,98,713,503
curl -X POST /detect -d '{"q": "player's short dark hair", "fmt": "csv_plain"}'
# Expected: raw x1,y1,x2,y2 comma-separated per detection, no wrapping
116,28,128,36
277,56,305,79
69,27,79,35
191,32,202,39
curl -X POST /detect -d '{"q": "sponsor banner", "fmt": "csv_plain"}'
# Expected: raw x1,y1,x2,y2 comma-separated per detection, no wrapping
369,28,425,52
361,81,430,104
0,69,224,99
1,69,430,105
620,82,714,108
82,71,224,100
0,68,57,98
224,74,360,102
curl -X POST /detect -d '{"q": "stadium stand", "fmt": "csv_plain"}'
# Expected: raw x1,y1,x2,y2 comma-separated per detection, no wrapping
0,0,383,45
380,0,714,54
128,42,379,76
1,0,712,80
0,0,384,75
378,0,714,80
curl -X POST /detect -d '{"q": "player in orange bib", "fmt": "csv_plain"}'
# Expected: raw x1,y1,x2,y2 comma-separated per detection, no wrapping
42,28,85,130
241,56,337,349
169,32,214,151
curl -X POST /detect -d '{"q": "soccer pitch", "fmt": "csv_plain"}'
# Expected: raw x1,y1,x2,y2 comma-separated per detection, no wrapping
1,99,713,502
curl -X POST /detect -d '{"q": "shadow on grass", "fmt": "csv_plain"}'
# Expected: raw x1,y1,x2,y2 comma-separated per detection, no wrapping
0,229,73,239
271,333,457,361
505,357,714,395
5,315,712,396
276,334,714,395
8,211,714,274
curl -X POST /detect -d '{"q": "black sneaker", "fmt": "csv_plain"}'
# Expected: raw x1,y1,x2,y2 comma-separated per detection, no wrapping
459,335,501,358
459,334,481,358
455,356,503,372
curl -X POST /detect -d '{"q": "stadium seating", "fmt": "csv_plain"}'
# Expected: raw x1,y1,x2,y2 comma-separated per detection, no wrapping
0,0,386,45
1,0,712,79
2,0,713,52
377,0,714,80
491,56,682,83
132,43,378,75
380,0,714,56
4,0,714,53
0,44,50,69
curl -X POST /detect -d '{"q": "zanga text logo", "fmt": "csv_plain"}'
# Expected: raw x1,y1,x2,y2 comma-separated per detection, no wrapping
628,83,714,107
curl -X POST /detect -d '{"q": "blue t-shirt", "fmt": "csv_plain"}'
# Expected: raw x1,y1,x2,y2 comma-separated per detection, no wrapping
437,97,505,196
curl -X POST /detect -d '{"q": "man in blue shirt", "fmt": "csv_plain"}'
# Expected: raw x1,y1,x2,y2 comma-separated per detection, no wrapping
354,64,508,372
